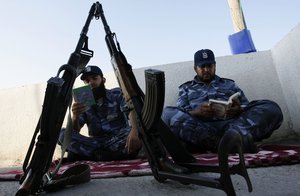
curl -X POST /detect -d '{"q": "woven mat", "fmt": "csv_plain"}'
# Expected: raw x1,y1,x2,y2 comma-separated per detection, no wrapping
1,144,299,181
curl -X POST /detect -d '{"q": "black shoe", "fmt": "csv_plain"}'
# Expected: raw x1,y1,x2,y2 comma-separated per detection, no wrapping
136,147,147,159
158,158,190,174
241,133,257,153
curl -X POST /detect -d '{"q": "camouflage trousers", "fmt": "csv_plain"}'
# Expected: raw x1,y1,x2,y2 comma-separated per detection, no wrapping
58,127,134,160
162,100,283,151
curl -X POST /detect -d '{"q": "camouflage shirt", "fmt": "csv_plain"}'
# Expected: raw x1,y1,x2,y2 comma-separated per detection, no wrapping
177,75,249,112
78,88,130,137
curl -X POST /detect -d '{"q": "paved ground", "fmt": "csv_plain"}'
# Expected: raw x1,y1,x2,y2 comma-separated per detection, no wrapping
1,163,300,196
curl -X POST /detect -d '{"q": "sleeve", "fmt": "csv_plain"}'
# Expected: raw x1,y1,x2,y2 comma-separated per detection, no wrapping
78,113,87,128
176,85,192,111
110,88,126,108
118,93,131,127
114,88,131,117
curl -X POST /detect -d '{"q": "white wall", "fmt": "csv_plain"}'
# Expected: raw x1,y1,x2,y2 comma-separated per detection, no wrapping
0,84,45,166
271,24,300,132
1,22,300,166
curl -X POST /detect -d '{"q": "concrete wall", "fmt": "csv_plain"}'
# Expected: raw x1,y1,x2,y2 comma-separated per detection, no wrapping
0,84,46,166
271,24,300,133
1,22,300,166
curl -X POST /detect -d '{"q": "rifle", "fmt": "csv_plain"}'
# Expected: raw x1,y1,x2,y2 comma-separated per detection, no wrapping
15,3,98,195
98,2,253,196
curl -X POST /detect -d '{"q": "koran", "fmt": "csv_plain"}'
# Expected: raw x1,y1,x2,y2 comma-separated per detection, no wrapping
208,92,241,119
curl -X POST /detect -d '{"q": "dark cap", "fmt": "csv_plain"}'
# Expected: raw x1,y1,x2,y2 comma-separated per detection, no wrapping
80,65,103,80
194,49,216,67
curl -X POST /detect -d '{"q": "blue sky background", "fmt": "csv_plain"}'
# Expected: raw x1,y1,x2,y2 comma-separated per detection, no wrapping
0,0,299,89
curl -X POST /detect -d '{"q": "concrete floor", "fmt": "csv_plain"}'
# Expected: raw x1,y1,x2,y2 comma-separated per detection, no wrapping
1,163,300,196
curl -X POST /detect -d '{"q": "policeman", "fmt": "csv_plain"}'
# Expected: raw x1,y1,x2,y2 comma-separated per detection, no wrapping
162,49,283,152
59,65,141,161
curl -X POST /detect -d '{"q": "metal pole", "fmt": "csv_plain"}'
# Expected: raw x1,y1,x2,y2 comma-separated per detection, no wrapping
227,0,247,32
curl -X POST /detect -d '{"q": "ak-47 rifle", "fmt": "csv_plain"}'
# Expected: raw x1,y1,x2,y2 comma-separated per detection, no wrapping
97,2,253,196
15,3,99,196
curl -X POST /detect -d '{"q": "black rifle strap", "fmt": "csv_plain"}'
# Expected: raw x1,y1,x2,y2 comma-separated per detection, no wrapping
43,164,91,192
51,105,73,176
48,101,91,192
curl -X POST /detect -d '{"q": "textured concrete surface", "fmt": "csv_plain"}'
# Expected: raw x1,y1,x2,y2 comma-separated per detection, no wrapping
1,164,300,196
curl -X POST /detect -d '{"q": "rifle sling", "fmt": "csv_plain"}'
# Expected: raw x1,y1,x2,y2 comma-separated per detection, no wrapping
48,103,91,193
51,106,73,176
43,164,91,192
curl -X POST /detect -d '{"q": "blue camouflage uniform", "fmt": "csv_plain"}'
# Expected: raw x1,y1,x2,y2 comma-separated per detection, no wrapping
59,87,135,160
162,75,283,152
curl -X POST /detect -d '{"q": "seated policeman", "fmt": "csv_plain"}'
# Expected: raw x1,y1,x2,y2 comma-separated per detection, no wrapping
162,49,283,153
59,65,141,161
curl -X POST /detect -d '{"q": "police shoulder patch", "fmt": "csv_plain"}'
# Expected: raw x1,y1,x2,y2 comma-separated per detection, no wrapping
179,80,193,88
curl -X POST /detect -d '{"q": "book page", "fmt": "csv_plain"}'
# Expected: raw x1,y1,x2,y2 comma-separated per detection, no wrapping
208,91,241,119
209,102,228,119
228,92,241,103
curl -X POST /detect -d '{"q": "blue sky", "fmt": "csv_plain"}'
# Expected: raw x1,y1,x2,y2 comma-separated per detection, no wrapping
0,0,299,89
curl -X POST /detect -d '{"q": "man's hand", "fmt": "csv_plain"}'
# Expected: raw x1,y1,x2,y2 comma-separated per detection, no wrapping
125,111,142,154
71,102,86,131
189,102,215,119
71,102,86,118
225,99,243,118
125,127,142,154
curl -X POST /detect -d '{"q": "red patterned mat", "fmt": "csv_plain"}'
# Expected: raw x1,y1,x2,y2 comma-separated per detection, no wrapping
1,144,300,181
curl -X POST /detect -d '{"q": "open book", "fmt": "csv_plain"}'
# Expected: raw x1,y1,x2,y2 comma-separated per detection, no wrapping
208,92,241,119
72,85,96,106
